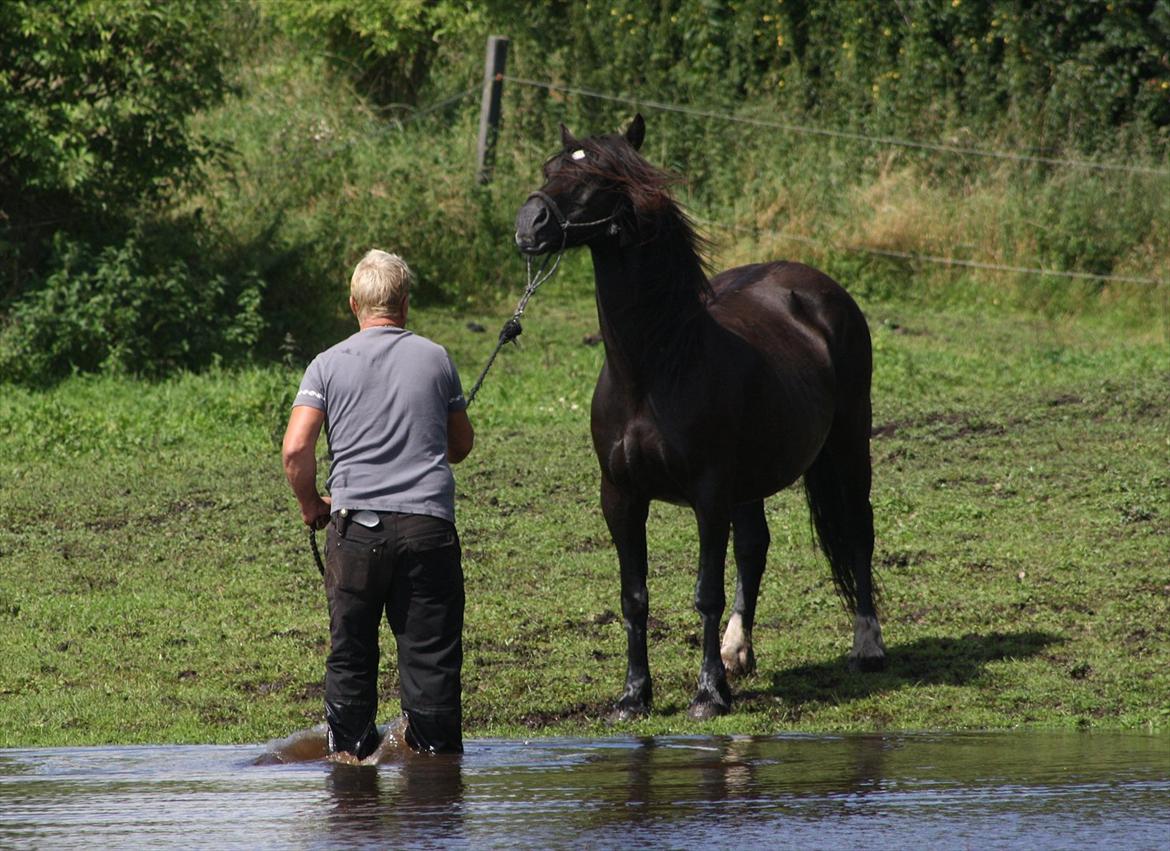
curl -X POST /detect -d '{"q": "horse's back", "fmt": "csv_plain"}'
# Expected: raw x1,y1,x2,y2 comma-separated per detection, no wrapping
709,261,861,321
708,260,867,358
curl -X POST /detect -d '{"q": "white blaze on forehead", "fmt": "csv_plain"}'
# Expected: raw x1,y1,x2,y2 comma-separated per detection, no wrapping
571,149,587,160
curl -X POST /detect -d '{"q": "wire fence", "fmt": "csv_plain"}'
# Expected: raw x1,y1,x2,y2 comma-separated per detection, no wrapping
402,85,479,124
698,218,1167,289
494,75,1168,290
502,75,1170,179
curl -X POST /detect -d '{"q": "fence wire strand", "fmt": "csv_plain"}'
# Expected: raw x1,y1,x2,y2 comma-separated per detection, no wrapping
503,75,1170,178
697,218,1167,288
497,74,1166,288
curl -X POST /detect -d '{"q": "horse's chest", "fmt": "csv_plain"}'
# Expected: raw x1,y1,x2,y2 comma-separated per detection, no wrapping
597,419,682,500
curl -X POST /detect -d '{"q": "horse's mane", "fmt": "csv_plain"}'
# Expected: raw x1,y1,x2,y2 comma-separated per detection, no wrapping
553,134,713,300
563,133,715,385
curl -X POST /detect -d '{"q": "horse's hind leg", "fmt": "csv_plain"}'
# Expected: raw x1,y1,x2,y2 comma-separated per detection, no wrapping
721,500,769,677
804,409,886,672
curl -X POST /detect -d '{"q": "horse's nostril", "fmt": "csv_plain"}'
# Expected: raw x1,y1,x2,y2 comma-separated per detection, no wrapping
515,200,549,245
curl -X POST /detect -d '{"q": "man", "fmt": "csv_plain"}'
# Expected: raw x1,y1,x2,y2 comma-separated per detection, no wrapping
282,249,474,758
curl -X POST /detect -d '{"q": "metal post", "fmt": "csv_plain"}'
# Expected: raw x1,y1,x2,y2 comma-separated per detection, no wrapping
476,35,509,184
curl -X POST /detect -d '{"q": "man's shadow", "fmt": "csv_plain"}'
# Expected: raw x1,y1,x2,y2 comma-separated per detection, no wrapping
738,630,1062,710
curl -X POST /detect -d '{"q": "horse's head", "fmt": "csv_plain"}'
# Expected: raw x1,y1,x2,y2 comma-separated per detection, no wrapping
516,114,673,255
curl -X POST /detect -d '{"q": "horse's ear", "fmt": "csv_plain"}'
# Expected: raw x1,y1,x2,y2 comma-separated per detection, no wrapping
560,123,577,149
625,113,645,150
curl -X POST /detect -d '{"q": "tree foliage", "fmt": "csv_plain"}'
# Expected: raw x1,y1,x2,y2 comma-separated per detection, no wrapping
262,0,485,106
493,0,1170,150
0,0,240,384
0,0,229,269
256,1,1166,193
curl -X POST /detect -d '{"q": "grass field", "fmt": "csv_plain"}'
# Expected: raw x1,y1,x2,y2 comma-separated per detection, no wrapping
0,277,1166,747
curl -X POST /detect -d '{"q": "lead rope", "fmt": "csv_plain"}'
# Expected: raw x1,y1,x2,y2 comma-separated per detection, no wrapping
464,248,565,406
465,188,626,406
310,525,325,575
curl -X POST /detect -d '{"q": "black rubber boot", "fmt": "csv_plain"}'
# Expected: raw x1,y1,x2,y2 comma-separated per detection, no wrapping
325,701,382,760
403,709,463,754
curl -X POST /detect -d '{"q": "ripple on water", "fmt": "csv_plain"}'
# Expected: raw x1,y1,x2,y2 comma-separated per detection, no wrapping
1,731,1167,849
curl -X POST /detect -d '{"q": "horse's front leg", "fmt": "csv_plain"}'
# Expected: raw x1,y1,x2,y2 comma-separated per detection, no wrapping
690,501,733,719
601,477,652,720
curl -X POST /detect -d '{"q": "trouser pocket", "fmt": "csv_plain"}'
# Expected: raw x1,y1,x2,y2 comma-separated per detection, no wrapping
326,524,386,595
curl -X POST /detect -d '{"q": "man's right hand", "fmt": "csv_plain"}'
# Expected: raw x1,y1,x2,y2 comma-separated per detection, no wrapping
302,495,332,529
284,405,330,527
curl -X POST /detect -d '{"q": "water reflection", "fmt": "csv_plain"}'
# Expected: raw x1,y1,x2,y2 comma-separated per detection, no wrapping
323,757,465,848
1,732,1167,849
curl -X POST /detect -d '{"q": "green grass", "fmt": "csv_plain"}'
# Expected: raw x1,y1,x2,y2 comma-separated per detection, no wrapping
0,283,1167,746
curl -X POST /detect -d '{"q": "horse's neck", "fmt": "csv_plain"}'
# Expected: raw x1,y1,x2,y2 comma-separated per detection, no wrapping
590,222,710,392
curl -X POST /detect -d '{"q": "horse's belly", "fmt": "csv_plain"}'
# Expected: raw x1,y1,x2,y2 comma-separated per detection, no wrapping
732,461,806,503
731,388,834,500
733,429,825,500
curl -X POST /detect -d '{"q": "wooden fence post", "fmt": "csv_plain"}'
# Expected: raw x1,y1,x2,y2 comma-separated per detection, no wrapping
476,35,510,184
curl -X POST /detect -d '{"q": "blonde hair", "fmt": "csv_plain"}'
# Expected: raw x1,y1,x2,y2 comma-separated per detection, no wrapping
350,249,413,320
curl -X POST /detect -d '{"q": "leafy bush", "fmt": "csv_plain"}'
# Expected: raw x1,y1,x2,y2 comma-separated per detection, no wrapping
0,232,264,384
499,0,1170,153
0,0,232,294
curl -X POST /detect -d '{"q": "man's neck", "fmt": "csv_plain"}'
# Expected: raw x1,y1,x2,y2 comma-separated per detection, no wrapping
359,316,405,331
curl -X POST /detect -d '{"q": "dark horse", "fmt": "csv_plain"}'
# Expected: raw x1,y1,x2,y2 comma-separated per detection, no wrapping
514,115,885,720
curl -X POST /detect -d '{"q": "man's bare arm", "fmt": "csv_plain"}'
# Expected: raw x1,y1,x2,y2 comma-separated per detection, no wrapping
447,409,474,464
282,405,331,527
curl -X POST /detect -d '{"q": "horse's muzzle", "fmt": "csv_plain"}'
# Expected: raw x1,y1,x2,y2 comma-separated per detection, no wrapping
514,196,554,254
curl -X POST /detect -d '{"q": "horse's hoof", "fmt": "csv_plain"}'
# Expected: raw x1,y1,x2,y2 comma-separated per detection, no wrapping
687,682,732,719
848,653,887,673
608,698,651,723
721,645,756,678
687,696,731,720
720,613,756,678
850,614,886,673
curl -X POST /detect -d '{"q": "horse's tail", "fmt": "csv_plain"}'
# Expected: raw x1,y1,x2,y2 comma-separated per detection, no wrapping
802,323,874,617
803,449,861,614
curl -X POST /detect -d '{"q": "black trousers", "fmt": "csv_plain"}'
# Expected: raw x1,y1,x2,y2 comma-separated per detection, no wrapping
324,511,464,756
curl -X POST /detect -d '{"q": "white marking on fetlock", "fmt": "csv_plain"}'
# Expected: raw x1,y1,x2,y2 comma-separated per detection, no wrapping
850,613,886,661
721,612,755,675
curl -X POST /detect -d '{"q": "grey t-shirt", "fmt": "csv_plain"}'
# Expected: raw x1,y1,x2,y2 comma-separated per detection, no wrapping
293,326,467,522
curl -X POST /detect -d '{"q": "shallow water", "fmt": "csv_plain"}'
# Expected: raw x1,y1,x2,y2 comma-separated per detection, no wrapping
2,731,1167,849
